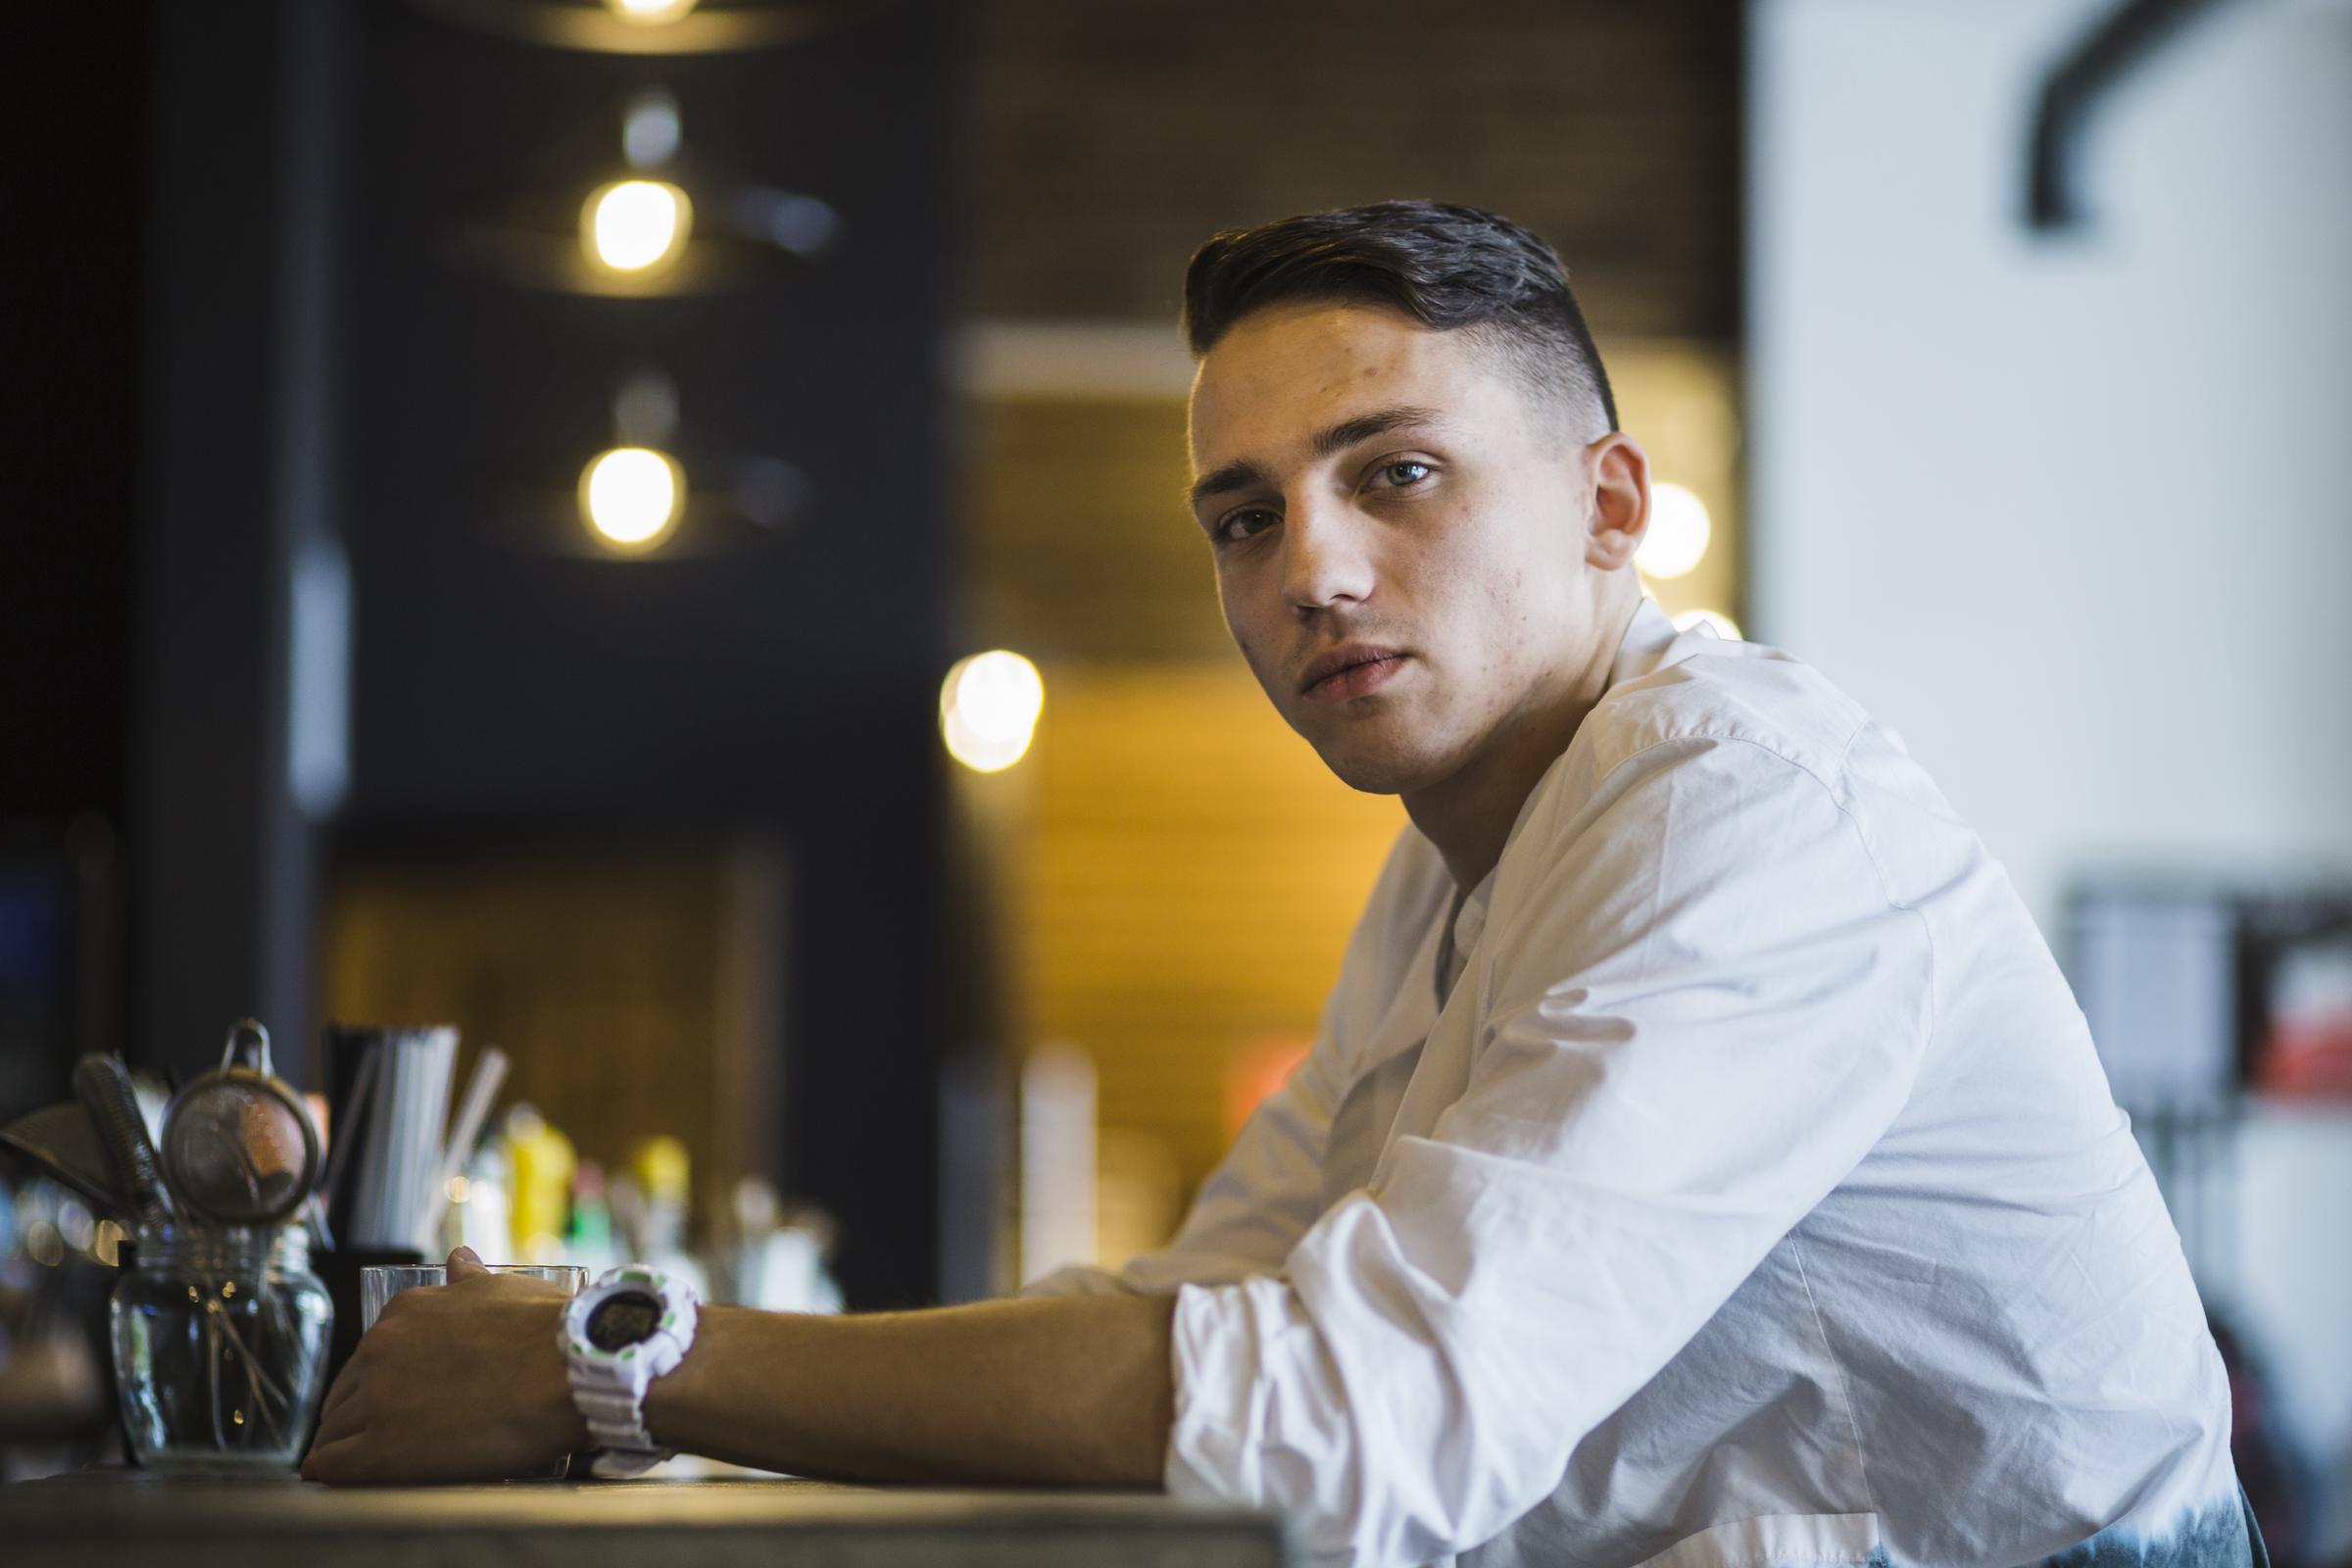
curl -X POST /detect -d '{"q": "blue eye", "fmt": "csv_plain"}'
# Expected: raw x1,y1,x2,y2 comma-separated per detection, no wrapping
1375,461,1432,488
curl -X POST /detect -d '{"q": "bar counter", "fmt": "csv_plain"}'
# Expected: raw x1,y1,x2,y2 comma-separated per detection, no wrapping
6,1471,1297,1567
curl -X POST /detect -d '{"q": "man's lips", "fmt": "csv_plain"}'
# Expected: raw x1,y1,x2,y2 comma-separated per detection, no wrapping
1298,645,1410,703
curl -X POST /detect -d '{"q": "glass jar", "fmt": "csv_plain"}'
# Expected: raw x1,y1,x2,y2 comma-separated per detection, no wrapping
110,1223,334,1471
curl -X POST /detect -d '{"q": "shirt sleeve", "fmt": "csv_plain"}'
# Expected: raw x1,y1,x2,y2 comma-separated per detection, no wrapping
1162,734,1937,1566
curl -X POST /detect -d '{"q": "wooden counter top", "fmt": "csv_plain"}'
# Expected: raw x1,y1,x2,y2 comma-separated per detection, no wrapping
6,1471,1298,1567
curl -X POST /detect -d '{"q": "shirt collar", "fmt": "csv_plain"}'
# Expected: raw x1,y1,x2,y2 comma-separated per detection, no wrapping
1608,596,1691,692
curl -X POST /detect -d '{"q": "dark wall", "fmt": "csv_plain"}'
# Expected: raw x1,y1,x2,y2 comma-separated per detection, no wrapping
0,10,146,824
0,6,151,1110
129,1,326,1086
339,4,953,832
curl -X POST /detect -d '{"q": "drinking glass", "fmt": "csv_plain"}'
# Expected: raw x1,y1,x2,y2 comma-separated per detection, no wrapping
359,1262,585,1330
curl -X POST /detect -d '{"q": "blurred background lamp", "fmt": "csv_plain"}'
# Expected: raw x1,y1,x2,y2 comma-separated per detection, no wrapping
1636,480,1713,579
603,0,700,23
1672,607,1742,640
941,651,1045,773
584,179,690,272
580,446,684,551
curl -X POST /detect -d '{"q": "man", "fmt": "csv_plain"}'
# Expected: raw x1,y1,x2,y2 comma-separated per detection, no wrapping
308,203,2250,1568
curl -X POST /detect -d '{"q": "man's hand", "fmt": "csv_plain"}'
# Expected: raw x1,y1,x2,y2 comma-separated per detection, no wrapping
302,1247,588,1484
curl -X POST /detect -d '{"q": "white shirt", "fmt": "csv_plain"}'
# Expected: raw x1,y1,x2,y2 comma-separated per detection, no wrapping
1030,601,2243,1568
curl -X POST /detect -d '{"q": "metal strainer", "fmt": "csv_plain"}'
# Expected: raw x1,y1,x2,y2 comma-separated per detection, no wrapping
158,1019,322,1225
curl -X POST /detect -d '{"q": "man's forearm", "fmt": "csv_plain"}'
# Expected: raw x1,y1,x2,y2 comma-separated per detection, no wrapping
643,1293,1178,1487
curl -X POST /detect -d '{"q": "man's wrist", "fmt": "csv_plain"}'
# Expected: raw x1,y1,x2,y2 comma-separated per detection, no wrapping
639,1301,768,1460
638,1299,719,1445
535,1300,595,1455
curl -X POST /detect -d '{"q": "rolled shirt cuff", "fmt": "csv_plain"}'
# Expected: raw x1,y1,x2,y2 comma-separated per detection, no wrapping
1164,1275,1353,1525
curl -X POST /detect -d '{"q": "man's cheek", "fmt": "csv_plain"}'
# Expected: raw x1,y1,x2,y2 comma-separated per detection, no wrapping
1214,578,1258,658
1222,612,1282,690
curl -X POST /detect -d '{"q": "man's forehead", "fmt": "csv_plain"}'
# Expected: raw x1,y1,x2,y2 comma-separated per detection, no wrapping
1193,301,1436,405
1187,302,1495,473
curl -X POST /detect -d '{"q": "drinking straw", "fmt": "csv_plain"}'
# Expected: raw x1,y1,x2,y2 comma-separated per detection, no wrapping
328,1026,461,1250
385,1037,420,1248
405,1030,458,1250
351,1033,412,1248
419,1047,509,1252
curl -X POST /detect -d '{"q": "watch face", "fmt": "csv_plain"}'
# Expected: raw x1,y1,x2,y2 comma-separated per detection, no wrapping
586,1291,662,1352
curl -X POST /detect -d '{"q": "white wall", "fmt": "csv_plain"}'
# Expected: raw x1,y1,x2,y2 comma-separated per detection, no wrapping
1751,0,2352,1547
1749,0,2352,929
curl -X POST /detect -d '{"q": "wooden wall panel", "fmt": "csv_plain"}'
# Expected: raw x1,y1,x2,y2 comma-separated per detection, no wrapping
319,844,783,1230
963,0,1743,339
961,397,1225,662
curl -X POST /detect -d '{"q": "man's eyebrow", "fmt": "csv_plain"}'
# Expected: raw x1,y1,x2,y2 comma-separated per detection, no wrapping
1310,404,1446,459
1188,406,1446,513
1189,459,1267,512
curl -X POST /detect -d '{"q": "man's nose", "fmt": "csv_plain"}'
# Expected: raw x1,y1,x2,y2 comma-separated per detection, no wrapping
1280,499,1376,614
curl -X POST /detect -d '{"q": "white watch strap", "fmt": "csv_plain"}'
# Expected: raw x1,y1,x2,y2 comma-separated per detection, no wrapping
571,1383,662,1454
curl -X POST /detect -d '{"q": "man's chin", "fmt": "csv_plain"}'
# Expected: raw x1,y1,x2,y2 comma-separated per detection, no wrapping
1304,732,1447,797
1271,690,1461,795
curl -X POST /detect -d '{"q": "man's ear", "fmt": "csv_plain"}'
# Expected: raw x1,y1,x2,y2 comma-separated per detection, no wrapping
1583,433,1650,571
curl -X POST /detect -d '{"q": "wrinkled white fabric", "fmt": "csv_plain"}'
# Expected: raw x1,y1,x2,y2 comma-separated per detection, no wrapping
1030,601,2238,1568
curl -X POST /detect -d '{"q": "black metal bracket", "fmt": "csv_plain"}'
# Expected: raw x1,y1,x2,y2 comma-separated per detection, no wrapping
2027,0,2240,230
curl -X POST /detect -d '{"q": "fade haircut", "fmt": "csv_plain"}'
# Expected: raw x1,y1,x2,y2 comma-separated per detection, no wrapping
1182,200,1619,443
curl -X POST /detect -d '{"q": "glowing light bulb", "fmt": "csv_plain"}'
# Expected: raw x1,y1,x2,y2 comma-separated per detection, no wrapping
583,180,691,273
1636,481,1713,580
579,447,684,551
1672,608,1742,640
941,651,1046,773
604,0,700,23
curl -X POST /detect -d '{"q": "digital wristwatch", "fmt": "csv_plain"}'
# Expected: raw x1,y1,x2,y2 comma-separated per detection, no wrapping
558,1264,700,1478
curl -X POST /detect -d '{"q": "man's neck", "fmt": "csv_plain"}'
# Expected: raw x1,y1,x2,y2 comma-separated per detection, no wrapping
1403,594,1642,893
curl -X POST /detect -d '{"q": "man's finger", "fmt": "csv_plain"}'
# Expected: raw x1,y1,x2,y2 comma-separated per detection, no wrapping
302,1430,368,1485
446,1245,487,1281
318,1392,362,1439
311,1391,365,1450
318,1363,362,1424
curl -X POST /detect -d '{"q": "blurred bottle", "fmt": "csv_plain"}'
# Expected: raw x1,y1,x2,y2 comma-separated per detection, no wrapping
453,1143,511,1259
607,1170,649,1258
626,1136,707,1298
504,1105,575,1264
567,1161,617,1278
728,1175,841,1314
1019,1042,1097,1283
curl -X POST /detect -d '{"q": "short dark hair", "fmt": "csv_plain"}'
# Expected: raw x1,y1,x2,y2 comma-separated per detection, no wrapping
1182,200,1619,437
